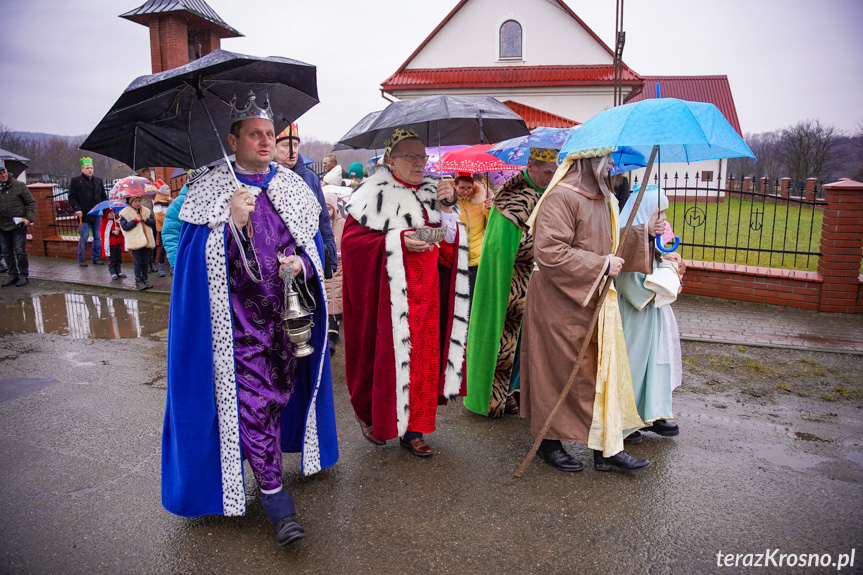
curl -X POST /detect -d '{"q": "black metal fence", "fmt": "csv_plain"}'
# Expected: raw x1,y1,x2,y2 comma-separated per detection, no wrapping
633,171,824,271
48,179,114,238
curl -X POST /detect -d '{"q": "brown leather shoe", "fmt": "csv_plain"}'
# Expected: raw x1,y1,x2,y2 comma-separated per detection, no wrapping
400,437,434,457
356,415,385,446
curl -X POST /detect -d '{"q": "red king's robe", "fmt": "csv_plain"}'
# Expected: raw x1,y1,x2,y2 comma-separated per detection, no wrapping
341,169,470,441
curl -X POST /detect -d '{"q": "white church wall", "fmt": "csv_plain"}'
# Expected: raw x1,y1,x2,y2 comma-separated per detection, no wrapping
406,0,614,69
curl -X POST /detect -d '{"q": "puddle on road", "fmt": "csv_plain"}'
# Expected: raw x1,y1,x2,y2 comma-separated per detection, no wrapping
738,442,829,471
0,293,167,339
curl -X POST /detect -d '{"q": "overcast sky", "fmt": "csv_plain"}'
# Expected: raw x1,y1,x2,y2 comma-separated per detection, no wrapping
1,0,861,143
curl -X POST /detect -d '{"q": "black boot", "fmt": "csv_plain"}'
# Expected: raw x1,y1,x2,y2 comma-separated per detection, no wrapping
646,419,679,437
593,449,650,472
261,490,306,546
15,275,28,287
2,276,19,287
536,439,583,472
136,279,147,291
624,430,643,445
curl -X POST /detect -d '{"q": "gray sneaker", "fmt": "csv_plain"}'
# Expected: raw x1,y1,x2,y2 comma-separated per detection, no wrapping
111,274,119,280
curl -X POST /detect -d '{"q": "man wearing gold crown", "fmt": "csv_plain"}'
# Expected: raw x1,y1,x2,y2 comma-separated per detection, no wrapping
520,149,664,473
161,91,338,547
341,127,469,456
463,148,557,420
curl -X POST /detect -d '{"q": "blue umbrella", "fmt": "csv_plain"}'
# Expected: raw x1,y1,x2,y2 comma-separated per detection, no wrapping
559,97,755,253
87,198,129,215
559,97,755,167
488,127,577,166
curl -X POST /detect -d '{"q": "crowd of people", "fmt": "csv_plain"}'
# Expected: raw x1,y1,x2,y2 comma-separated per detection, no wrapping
63,90,683,548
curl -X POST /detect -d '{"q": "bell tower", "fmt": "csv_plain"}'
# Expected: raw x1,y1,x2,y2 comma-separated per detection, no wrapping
119,1,242,184
120,0,243,74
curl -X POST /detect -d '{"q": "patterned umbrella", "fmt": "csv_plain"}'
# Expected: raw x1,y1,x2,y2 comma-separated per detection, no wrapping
108,176,159,200
488,127,577,166
87,198,129,215
428,144,523,174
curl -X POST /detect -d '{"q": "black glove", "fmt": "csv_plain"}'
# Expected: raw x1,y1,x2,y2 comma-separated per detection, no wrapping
324,249,334,279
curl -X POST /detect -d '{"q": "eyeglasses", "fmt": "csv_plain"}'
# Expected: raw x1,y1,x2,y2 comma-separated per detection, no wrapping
391,154,429,164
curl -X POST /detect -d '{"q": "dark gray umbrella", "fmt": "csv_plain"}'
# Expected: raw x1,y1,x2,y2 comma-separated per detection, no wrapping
337,96,529,150
0,148,29,178
81,49,318,172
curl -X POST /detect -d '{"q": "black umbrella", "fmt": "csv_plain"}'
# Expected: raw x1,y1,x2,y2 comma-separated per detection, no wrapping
337,95,529,150
0,148,29,179
81,49,318,173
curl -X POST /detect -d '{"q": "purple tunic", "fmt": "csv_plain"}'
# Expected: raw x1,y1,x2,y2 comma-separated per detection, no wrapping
227,184,314,491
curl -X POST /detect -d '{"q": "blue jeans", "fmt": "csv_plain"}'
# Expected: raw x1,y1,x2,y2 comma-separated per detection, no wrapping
77,216,102,262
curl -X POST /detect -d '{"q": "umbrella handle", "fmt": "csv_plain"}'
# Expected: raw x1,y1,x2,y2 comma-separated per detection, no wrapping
200,92,241,189
656,235,680,253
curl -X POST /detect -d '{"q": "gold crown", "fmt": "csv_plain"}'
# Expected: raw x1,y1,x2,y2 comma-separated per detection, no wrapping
529,148,558,163
384,127,420,156
80,157,94,167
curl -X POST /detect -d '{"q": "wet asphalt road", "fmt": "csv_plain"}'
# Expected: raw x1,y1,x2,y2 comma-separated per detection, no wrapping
0,284,861,574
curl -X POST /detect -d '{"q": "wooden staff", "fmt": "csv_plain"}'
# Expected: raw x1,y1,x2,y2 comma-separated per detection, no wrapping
515,145,658,477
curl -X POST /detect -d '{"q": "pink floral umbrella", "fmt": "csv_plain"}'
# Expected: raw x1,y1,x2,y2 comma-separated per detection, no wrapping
108,176,159,200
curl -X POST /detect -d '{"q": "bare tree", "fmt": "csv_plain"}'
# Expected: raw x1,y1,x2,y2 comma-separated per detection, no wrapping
0,123,25,152
749,131,784,181
780,119,839,182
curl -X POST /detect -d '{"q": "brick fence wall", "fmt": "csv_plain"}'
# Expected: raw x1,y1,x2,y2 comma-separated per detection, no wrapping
26,183,138,263
680,179,863,313
22,179,863,313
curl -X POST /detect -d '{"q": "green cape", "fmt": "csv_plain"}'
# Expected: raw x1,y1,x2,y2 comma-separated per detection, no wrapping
464,170,544,416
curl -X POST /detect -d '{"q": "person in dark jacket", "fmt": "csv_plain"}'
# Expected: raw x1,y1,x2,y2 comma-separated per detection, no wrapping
0,159,37,287
273,123,337,276
68,157,107,266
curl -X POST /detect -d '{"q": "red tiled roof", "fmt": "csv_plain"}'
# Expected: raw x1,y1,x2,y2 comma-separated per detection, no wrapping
384,0,630,84
382,65,641,91
502,101,580,129
626,76,743,135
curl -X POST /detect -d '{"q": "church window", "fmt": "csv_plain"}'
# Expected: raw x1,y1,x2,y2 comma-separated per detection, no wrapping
499,20,522,59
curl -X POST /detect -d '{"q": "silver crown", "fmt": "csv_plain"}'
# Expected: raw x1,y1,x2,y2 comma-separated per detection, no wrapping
230,91,274,125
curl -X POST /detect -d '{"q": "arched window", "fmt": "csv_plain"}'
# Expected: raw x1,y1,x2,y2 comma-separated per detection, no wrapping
499,20,522,59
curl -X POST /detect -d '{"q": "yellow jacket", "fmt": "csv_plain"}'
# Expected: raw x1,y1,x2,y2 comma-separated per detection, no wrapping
456,183,489,267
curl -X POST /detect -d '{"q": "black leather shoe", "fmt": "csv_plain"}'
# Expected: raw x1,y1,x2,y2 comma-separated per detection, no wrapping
15,276,28,287
2,276,18,287
594,449,650,472
92,259,104,265
537,441,584,472
624,430,643,445
78,260,88,267
646,419,679,437
275,515,306,547
504,394,520,415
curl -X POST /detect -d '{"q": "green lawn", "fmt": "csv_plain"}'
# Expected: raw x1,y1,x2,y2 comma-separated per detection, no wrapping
665,197,823,271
